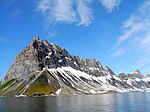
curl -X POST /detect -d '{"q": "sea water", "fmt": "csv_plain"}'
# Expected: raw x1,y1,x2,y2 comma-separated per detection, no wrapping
0,92,150,112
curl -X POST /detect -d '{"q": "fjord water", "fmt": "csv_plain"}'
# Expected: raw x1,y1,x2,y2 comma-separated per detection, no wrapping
0,93,150,112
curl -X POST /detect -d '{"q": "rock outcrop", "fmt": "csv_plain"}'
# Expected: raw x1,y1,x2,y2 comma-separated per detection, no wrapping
104,66,115,75
1,37,105,84
118,73,127,80
1,36,150,97
128,69,144,79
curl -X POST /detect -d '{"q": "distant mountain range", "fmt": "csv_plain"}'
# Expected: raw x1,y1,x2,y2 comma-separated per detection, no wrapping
0,36,150,97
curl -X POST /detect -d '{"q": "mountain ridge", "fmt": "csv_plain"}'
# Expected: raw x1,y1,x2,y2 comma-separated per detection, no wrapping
1,36,107,84
1,36,150,97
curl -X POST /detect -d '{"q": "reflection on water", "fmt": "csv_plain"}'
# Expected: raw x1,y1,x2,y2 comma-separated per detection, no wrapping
0,93,150,112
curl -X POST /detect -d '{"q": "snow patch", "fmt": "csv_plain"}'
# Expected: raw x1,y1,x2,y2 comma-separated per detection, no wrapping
48,52,52,56
45,56,50,59
74,62,77,66
65,57,68,59
56,88,61,95
90,90,97,94
58,60,62,63
88,67,99,71
48,79,51,84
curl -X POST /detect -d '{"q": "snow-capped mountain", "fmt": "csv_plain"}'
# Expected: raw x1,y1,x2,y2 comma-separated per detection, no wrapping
0,36,150,97
128,69,144,79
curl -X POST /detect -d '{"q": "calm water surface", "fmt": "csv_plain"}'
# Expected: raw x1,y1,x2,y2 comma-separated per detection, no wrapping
0,92,150,112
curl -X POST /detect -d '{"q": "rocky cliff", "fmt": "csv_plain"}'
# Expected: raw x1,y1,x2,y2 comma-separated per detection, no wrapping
1,36,150,97
1,36,105,84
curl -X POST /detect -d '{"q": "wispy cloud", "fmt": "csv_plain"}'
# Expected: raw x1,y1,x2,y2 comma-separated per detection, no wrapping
113,48,128,57
37,0,120,26
45,31,58,38
113,0,150,72
99,0,121,12
139,32,150,52
37,0,50,13
11,9,21,19
50,0,76,23
77,0,93,26
118,0,150,44
37,0,92,26
0,37,11,45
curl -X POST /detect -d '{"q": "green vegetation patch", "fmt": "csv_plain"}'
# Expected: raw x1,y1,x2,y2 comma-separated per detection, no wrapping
24,75,60,96
0,79,17,91
0,80,26,96
24,82,51,96
10,81,27,95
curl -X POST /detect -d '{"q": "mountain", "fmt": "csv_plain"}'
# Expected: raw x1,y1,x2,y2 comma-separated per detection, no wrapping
0,36,150,97
118,73,127,80
128,69,144,79
146,74,150,78
104,66,115,75
1,36,104,84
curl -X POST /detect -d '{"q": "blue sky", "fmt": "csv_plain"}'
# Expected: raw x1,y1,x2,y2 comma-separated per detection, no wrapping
0,0,150,79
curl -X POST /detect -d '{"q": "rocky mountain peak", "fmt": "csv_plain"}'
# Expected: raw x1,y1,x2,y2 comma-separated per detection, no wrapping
1,36,150,96
33,36,40,42
128,69,143,79
1,37,105,84
133,69,142,74
104,66,115,75
146,74,150,78
118,73,127,80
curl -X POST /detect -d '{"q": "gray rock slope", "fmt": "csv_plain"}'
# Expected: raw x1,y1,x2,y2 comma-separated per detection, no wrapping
1,36,104,84
1,36,150,97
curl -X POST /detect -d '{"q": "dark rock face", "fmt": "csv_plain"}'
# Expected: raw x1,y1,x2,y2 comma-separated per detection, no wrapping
128,69,143,79
104,66,115,75
2,37,105,84
1,36,150,96
118,73,127,80
146,74,150,77
2,37,40,84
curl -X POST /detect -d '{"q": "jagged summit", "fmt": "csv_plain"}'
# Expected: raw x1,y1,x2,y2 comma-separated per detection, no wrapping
118,73,127,80
132,69,142,74
33,36,40,41
1,37,105,84
1,36,150,97
104,66,115,75
128,69,143,79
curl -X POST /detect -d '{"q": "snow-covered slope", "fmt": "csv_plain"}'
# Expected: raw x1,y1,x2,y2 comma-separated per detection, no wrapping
47,67,134,94
47,67,150,94
122,77,150,92
1,37,150,97
1,66,150,97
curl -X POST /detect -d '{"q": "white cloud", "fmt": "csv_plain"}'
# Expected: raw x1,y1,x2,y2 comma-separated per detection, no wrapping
118,22,142,44
99,0,121,12
0,37,11,45
77,0,93,26
113,0,150,72
51,0,76,23
113,48,128,57
37,0,50,13
37,0,93,26
140,33,150,52
37,0,76,24
117,0,150,44
37,0,120,26
45,31,58,38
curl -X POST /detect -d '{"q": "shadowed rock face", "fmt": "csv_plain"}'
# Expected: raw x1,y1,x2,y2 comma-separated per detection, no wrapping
118,73,127,80
1,37,104,84
1,36,150,96
104,66,115,75
2,37,40,84
128,69,144,79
